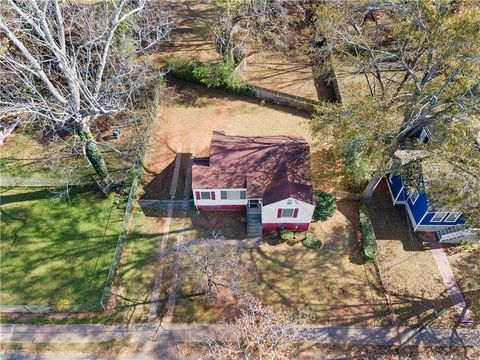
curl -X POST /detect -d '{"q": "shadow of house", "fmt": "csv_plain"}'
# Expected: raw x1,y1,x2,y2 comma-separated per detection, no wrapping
369,178,425,252
141,152,192,201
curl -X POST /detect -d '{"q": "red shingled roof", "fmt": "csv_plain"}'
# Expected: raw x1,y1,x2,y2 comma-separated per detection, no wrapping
192,131,315,205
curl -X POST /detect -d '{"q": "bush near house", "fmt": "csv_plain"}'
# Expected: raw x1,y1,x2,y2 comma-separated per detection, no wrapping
313,190,336,221
303,232,323,250
359,206,377,261
280,230,294,241
165,58,253,97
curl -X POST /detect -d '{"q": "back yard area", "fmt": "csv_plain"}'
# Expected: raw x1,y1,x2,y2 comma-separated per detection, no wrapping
139,80,348,200
0,187,124,308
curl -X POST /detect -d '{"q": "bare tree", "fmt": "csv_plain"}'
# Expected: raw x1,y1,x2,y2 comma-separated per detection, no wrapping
0,0,169,188
174,231,251,300
205,297,307,360
200,0,293,63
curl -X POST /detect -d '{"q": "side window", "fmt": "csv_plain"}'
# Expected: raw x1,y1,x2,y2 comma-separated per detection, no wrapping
431,212,447,222
221,191,227,200
281,209,294,218
240,190,246,199
200,191,211,200
409,189,419,204
444,212,461,222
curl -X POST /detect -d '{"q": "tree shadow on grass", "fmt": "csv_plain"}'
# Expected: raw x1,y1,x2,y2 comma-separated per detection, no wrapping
0,187,88,205
0,188,124,305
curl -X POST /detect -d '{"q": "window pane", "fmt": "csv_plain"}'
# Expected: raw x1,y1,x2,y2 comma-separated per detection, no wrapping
282,209,293,218
240,191,246,199
445,212,460,222
221,191,227,200
431,212,447,222
410,189,419,203
201,191,211,200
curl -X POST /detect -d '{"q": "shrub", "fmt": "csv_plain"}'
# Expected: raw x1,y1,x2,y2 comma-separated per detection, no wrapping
459,240,473,252
280,230,294,241
165,58,253,97
359,206,377,261
313,191,336,221
303,232,323,250
268,231,278,241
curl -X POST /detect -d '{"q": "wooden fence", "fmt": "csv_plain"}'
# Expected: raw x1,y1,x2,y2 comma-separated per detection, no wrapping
250,85,319,112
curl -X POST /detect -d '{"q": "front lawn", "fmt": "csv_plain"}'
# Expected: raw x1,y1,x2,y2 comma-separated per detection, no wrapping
171,200,386,326
0,187,123,308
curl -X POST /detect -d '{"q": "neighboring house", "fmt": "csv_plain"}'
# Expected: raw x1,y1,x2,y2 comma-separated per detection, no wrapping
192,131,315,236
385,126,477,244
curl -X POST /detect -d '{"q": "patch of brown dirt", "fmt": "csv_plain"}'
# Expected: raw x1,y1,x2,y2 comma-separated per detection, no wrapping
240,51,320,100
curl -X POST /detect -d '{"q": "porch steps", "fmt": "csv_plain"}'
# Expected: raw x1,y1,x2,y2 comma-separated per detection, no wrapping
247,214,262,238
437,227,459,238
436,226,476,244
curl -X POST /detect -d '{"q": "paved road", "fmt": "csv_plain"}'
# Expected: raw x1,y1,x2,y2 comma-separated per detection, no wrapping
1,324,479,347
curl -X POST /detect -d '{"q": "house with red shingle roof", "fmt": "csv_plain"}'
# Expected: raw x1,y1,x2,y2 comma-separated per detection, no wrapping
192,131,315,237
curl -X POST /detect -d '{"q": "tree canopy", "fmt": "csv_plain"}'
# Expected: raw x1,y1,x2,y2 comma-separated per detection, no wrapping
312,0,480,227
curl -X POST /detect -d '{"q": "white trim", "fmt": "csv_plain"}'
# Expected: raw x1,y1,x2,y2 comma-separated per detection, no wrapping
416,224,463,232
414,211,429,231
388,173,394,183
405,202,419,229
431,212,448,223
386,177,396,203
444,212,462,223
409,189,420,204
394,186,405,204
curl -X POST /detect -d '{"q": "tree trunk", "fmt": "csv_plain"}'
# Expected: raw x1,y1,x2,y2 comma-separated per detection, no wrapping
79,128,111,185
361,173,383,204
0,120,19,146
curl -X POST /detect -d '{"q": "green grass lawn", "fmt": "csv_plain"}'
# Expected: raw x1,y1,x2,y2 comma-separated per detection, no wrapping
0,187,124,308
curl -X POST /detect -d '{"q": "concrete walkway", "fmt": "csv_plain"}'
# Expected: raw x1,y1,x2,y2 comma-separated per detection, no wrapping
1,324,479,347
426,237,475,326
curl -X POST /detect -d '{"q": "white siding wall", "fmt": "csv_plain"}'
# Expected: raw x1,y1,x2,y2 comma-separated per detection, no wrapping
193,188,247,207
262,197,314,224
